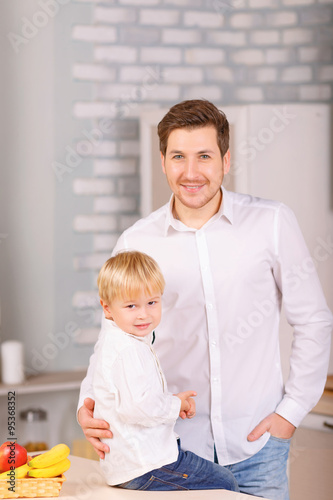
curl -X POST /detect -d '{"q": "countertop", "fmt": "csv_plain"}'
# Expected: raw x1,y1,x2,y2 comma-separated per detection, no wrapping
55,455,264,500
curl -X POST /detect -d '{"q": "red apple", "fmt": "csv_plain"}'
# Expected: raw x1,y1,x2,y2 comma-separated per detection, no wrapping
0,442,27,473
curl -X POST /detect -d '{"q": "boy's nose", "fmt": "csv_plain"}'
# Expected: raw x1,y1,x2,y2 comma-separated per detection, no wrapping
137,307,148,319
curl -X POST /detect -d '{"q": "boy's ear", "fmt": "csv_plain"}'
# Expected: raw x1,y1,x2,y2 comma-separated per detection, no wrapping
100,299,113,320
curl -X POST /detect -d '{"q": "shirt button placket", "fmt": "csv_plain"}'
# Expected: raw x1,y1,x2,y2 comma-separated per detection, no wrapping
195,230,228,459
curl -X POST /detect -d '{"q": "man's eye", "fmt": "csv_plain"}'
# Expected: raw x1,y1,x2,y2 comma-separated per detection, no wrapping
173,155,183,159
201,154,210,159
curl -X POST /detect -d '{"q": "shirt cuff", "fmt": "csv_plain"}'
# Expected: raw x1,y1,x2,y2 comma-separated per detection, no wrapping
167,395,182,421
275,396,309,428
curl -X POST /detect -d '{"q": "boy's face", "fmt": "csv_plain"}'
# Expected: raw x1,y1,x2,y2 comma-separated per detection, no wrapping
100,290,162,337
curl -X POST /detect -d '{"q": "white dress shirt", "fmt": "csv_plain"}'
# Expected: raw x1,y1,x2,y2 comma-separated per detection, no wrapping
92,319,180,485
79,188,332,465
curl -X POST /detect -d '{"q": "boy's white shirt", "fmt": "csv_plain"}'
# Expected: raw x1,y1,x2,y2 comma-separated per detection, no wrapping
92,319,180,485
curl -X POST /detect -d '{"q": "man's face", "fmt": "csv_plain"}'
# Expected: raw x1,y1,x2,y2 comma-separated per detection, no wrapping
161,126,230,213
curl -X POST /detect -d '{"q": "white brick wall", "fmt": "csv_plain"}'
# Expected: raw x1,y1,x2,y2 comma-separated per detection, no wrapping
140,9,180,25
230,13,264,28
232,49,265,65
94,7,136,23
93,234,120,252
140,47,182,64
95,46,137,63
185,48,225,65
266,11,298,26
184,85,223,101
281,66,312,82
283,29,313,45
207,31,247,46
255,67,278,82
250,30,280,45
93,159,136,176
249,0,279,7
319,65,333,81
299,85,332,99
73,178,115,195
164,67,203,83
206,67,234,82
162,29,202,45
73,215,117,233
283,0,313,4
73,64,116,82
72,25,117,43
69,0,333,342
235,87,264,101
184,11,224,28
94,196,137,213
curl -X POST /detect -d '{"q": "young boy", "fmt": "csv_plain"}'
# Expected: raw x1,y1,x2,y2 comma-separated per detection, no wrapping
91,250,239,492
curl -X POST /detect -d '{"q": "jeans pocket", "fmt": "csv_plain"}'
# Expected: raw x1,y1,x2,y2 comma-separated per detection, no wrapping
159,467,189,479
117,476,154,490
269,435,292,444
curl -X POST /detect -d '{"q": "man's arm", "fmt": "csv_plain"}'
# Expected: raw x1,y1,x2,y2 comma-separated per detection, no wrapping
249,204,332,441
78,398,112,459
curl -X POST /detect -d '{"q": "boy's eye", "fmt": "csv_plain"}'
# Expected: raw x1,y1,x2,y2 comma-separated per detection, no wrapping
148,301,156,306
127,304,135,309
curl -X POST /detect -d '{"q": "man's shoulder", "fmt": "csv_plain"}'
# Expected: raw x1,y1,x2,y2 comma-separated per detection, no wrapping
122,203,169,238
229,190,283,212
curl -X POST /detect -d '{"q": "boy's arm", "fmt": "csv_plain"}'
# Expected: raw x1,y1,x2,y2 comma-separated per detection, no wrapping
109,347,194,427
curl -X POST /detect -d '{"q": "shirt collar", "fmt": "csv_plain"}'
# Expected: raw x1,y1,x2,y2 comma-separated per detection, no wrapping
164,186,233,236
104,318,154,345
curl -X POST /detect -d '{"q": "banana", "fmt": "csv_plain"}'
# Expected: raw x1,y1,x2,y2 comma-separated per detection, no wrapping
0,463,31,479
28,444,70,469
28,458,71,478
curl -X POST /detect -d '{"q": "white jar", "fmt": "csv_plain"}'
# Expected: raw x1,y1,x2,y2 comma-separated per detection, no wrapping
1,340,25,384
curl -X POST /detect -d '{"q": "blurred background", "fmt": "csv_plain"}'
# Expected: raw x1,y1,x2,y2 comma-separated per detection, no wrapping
0,1,332,497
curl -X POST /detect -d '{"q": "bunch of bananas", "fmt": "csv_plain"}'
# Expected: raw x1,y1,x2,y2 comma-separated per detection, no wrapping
0,444,70,479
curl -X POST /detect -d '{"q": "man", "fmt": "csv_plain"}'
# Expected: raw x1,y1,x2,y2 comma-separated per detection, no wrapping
78,100,332,499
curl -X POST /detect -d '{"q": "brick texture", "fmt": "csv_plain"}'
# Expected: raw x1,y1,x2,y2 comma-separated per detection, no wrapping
69,0,333,339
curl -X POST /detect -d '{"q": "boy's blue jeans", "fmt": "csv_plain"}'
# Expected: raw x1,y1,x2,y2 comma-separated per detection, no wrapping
117,440,239,492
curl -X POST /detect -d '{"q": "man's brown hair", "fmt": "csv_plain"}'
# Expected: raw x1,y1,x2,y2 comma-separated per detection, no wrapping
157,99,229,158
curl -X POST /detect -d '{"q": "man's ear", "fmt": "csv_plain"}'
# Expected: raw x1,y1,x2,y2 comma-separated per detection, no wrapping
223,149,231,175
161,151,166,175
100,299,113,320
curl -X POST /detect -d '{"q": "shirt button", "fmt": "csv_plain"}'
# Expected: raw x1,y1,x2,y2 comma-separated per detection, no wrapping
213,377,219,383
207,303,213,310
211,340,217,346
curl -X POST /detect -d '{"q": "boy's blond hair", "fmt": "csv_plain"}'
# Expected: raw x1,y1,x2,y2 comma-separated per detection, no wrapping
97,251,165,305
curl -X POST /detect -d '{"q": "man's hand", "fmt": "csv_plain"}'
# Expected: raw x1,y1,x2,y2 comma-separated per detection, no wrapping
175,391,197,420
78,398,113,459
247,412,296,442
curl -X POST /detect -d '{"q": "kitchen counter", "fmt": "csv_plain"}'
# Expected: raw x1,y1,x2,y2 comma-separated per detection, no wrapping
55,455,264,500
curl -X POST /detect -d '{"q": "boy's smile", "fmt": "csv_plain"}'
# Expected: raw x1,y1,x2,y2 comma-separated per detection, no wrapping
100,290,162,337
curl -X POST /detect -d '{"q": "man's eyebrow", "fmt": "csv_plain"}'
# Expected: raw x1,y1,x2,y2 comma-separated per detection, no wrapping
168,149,215,155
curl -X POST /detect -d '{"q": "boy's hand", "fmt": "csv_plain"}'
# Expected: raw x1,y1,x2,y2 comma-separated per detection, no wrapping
78,398,113,459
175,391,197,419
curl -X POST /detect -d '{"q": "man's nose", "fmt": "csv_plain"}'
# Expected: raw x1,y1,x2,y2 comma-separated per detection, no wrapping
184,157,198,178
